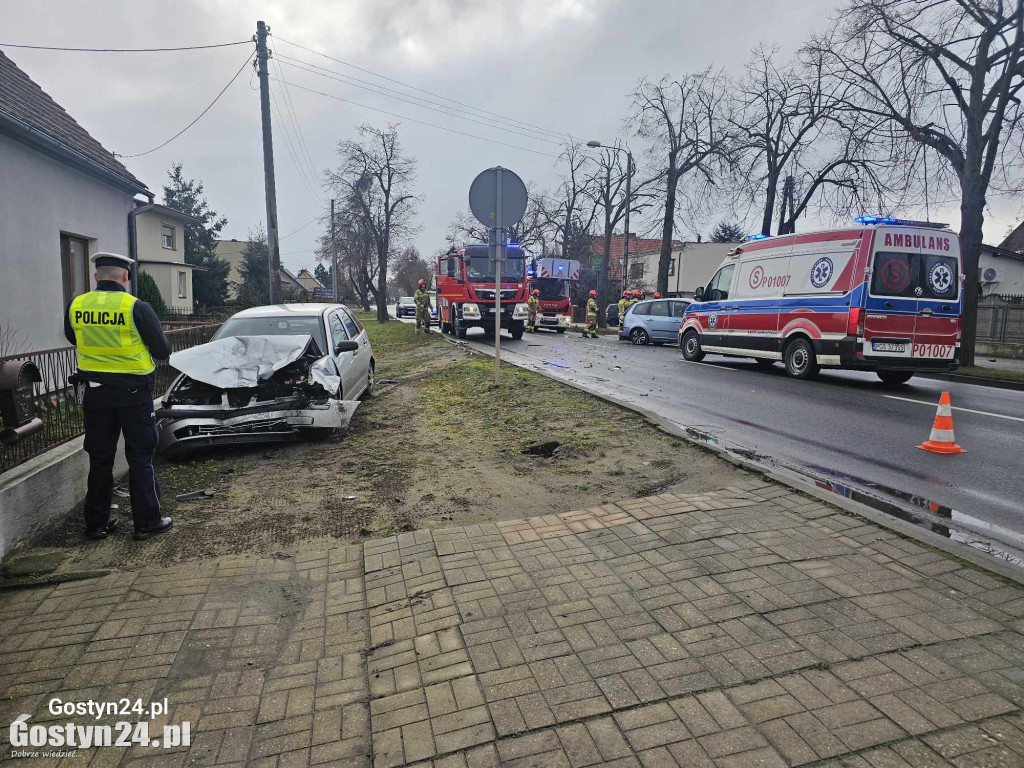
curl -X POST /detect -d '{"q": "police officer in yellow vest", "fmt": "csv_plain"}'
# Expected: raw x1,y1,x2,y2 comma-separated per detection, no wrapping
64,253,174,541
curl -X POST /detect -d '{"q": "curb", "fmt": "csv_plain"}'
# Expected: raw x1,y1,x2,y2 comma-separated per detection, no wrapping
916,370,1024,392
448,336,1024,587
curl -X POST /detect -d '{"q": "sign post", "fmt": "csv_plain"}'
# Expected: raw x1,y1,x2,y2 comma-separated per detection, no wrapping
468,166,527,385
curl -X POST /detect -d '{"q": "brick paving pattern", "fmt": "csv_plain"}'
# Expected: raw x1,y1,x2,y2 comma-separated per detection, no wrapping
3,479,1024,766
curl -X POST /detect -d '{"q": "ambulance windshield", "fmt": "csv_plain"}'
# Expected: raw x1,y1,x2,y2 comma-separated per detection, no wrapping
871,252,958,300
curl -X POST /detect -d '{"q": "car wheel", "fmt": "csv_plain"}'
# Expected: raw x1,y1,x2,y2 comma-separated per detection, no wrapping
629,328,649,345
877,370,914,386
362,362,375,399
754,358,775,369
556,328,565,334
784,338,819,379
681,330,705,362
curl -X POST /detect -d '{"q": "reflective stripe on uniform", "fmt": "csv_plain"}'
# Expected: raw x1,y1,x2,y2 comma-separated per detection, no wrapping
70,291,155,374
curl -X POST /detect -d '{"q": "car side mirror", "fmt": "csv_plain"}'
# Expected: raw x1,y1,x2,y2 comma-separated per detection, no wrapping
334,340,359,354
694,286,704,301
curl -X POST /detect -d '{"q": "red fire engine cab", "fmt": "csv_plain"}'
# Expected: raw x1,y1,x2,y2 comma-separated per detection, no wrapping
679,217,964,384
528,258,580,333
436,244,531,339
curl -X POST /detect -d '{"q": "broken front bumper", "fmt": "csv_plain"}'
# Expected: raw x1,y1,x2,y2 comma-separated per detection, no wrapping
156,398,360,458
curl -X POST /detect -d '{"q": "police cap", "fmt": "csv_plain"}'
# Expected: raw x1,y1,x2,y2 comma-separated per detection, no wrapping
90,253,135,269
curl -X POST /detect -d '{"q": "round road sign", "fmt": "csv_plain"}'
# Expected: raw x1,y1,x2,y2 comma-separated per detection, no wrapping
469,167,528,228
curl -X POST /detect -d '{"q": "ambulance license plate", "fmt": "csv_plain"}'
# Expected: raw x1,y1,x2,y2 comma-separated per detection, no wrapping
872,341,906,353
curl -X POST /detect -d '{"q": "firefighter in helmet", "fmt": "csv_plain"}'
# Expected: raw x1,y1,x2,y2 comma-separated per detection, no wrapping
527,289,540,333
414,279,432,333
583,289,599,339
654,292,662,299
617,291,629,326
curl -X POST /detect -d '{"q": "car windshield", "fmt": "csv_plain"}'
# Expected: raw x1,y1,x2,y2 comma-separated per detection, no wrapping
531,278,569,300
214,315,327,354
399,297,415,305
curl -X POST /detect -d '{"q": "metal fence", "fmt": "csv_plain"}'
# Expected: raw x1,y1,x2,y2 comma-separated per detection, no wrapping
977,295,1024,343
0,323,220,474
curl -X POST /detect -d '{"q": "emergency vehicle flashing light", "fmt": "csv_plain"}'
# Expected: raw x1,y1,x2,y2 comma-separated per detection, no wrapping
854,215,949,229
748,234,769,241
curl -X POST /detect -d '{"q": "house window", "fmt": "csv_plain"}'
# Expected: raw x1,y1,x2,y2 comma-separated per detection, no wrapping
629,261,644,279
162,224,175,250
178,271,187,299
60,233,90,303
668,259,676,277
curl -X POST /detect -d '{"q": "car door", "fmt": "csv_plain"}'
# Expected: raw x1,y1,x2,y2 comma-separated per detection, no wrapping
326,311,359,397
700,265,735,348
669,300,691,338
646,300,674,340
339,308,372,394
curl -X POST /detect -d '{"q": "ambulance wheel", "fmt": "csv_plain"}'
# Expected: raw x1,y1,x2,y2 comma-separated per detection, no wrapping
784,338,819,379
754,359,775,370
877,371,914,386
629,328,650,345
681,330,705,362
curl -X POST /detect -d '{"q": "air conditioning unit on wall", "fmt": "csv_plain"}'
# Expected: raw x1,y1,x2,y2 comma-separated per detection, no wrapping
980,266,1005,283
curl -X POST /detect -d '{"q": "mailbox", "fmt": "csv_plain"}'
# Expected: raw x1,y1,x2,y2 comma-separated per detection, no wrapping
0,360,43,446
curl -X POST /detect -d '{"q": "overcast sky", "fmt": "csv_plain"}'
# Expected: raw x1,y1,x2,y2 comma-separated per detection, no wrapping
2,0,1021,275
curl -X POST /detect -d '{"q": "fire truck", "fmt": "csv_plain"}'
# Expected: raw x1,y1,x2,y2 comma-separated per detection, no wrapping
528,257,580,333
436,244,531,339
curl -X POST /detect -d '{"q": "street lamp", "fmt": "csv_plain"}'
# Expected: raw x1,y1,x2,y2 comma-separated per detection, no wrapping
587,141,633,293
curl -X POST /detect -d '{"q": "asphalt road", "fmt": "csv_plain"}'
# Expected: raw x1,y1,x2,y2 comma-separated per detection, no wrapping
395,312,1024,561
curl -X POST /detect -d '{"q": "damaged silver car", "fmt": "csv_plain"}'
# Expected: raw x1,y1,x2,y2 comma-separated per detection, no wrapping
157,304,374,457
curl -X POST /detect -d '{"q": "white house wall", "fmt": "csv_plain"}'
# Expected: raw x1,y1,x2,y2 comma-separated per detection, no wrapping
980,249,1024,297
0,134,134,351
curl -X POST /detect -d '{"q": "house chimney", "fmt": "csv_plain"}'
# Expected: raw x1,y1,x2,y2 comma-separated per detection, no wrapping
697,234,702,243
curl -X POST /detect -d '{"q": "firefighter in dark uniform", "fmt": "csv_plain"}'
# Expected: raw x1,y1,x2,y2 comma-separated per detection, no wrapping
414,279,432,333
64,253,174,541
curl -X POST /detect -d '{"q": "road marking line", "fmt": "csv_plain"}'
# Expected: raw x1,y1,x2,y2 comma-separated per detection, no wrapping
883,395,1024,423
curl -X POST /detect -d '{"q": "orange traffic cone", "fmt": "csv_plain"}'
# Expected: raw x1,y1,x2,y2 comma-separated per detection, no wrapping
917,391,966,454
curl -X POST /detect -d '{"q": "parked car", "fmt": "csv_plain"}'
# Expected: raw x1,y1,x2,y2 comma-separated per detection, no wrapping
605,303,620,327
620,298,692,345
157,304,374,457
395,296,416,318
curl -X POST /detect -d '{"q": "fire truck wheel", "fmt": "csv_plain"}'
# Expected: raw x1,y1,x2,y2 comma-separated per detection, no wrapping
877,370,914,386
784,337,820,380
681,330,705,362
510,322,525,340
455,316,468,339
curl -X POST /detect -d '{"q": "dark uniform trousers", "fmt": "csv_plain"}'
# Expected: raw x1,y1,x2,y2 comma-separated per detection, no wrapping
82,384,161,531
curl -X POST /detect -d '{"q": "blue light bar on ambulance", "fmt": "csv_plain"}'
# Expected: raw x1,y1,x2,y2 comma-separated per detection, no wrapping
747,234,769,241
854,216,948,229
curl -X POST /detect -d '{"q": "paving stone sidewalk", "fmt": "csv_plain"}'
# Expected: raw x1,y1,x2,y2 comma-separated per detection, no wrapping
4,478,1024,767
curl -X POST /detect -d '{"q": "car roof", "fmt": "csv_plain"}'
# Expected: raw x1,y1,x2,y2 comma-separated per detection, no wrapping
230,303,346,319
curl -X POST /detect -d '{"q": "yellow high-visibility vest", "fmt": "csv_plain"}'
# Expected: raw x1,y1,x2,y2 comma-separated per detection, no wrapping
69,291,155,375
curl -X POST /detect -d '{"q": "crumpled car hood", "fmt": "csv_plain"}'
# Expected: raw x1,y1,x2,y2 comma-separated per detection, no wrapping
170,335,335,391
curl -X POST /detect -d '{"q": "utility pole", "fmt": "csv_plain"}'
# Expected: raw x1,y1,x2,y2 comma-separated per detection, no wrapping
330,199,338,302
256,20,282,304
621,150,632,292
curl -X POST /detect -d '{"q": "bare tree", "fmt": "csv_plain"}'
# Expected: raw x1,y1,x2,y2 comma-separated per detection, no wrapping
0,318,29,358
587,144,658,319
326,124,418,322
536,143,599,262
632,70,735,293
812,0,1024,365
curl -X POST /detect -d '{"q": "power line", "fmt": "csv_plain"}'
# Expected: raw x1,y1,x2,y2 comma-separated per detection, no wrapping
268,77,327,206
275,56,562,145
272,57,327,200
0,40,253,52
273,35,568,142
269,75,558,158
117,49,254,158
281,214,323,241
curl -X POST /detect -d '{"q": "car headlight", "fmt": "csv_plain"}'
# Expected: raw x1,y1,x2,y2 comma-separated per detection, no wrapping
462,303,481,319
512,303,529,319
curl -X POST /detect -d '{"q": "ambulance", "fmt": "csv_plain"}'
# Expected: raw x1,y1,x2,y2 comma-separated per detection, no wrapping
678,217,963,384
